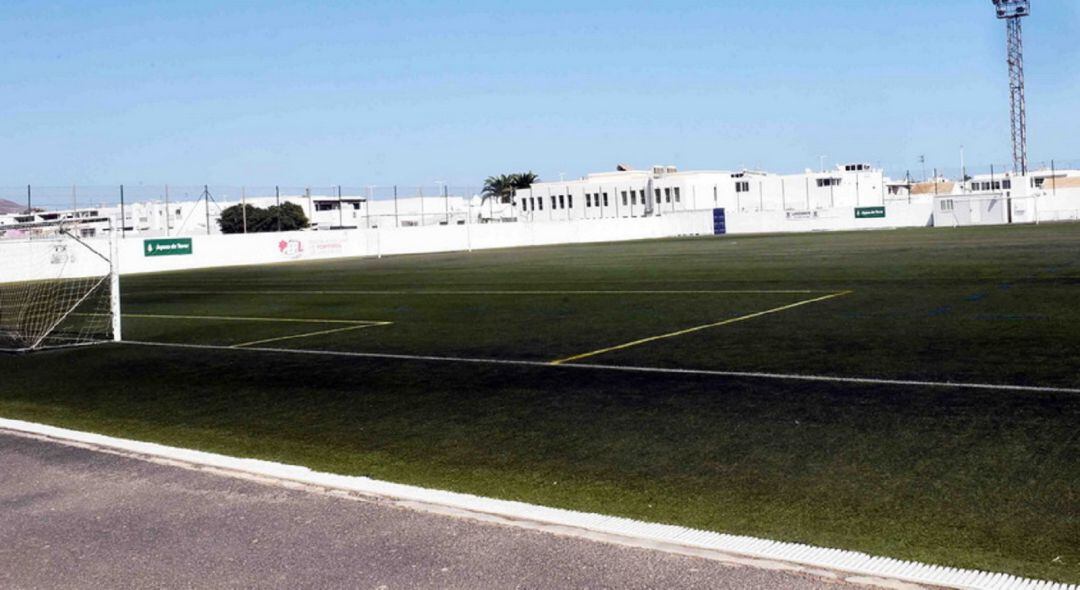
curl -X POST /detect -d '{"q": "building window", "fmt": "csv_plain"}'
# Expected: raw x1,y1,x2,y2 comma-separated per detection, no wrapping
551,196,556,209
674,187,681,203
568,195,574,208
1003,180,1011,190
603,193,609,207
940,199,954,212
654,188,661,203
538,197,543,210
631,191,637,205
664,188,671,203
558,195,565,209
586,194,592,207
735,181,750,193
621,191,628,206
816,178,841,188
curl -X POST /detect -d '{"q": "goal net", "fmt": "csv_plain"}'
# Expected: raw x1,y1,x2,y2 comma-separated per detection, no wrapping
0,220,120,352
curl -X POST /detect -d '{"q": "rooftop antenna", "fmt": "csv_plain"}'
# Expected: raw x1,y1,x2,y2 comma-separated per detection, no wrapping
992,0,1030,175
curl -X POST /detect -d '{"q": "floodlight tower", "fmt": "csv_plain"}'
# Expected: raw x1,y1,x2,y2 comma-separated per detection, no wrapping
992,0,1030,175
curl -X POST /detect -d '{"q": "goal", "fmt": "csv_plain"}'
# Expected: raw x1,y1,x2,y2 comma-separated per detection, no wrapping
0,219,121,352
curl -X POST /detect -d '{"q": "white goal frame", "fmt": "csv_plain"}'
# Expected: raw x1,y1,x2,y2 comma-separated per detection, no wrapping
0,219,121,352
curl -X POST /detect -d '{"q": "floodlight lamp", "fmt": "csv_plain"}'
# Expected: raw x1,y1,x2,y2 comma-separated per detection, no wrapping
992,0,1031,19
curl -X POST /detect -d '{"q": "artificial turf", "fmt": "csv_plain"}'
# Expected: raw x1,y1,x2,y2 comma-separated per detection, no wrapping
1,223,1077,582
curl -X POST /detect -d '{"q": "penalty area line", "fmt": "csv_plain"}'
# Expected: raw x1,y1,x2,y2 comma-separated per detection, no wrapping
120,340,1080,395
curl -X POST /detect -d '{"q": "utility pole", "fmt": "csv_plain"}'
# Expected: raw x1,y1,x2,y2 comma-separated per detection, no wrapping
992,0,1030,174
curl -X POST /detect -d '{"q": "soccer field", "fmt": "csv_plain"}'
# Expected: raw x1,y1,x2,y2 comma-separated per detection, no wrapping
2,224,1078,583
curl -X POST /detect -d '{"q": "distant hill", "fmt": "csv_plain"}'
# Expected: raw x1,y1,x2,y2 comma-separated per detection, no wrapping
0,199,24,214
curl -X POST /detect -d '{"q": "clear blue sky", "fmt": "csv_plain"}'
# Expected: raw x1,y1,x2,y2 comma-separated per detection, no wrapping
2,0,1077,185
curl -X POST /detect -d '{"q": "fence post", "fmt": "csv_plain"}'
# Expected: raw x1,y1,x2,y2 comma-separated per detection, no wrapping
26,184,31,216
393,185,399,228
204,185,211,236
366,186,372,229
165,185,171,236
119,185,126,238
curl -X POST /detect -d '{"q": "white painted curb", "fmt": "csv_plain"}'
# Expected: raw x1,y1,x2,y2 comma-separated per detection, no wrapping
1,417,1073,590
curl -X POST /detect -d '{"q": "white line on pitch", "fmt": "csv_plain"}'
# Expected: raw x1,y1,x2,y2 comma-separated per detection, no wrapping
135,289,827,296
115,313,390,325
121,340,1080,395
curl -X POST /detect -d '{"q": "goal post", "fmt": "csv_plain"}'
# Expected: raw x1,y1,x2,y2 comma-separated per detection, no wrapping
0,219,121,352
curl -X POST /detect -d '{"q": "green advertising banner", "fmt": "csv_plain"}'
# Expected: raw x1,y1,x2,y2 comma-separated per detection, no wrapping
144,238,193,257
855,206,886,219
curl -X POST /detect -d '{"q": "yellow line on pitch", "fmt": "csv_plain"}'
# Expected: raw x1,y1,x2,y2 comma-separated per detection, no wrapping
120,313,389,326
549,291,853,365
230,323,391,349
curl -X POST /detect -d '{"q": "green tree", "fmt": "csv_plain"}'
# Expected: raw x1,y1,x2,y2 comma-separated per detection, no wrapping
217,202,309,234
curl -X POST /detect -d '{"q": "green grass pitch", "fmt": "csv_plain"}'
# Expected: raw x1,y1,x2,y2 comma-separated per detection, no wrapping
1,223,1078,583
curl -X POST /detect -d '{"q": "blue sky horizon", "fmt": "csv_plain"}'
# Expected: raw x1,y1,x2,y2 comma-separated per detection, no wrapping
2,0,1078,186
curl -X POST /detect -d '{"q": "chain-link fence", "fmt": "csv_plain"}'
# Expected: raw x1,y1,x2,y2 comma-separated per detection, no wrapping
882,157,1080,184
0,184,500,237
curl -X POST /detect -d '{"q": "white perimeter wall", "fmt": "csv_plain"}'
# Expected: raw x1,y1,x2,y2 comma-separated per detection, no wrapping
114,211,712,275
0,200,942,278
727,199,934,235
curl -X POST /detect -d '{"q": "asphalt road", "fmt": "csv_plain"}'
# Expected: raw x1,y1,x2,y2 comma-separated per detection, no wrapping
0,430,857,589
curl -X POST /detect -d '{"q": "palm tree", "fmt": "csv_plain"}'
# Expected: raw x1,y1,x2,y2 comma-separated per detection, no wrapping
481,172,540,221
509,172,539,197
483,172,540,206
481,174,514,206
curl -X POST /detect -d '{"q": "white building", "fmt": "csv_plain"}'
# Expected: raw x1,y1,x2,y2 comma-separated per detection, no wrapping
514,164,893,222
932,168,1080,226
